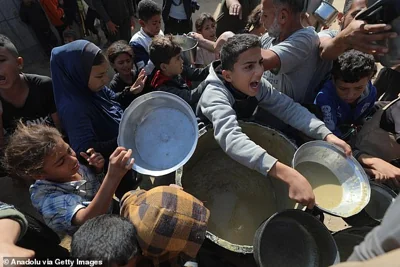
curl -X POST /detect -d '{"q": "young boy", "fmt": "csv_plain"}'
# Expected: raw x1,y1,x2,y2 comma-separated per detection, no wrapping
129,0,163,72
315,50,377,138
0,34,60,146
197,34,351,208
149,35,209,108
62,28,78,44
3,123,134,236
71,214,140,267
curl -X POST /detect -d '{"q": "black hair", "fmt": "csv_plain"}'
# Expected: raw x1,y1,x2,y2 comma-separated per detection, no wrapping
331,49,377,83
71,215,140,267
272,0,305,14
221,34,261,71
92,50,107,66
63,29,78,40
195,13,216,32
106,40,133,64
149,35,182,69
0,34,19,57
138,0,161,22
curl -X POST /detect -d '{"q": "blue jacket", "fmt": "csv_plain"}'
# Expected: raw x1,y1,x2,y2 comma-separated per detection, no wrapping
51,40,123,158
314,79,377,137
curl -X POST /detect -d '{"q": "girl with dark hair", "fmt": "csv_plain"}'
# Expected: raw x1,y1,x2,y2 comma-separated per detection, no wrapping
51,40,141,198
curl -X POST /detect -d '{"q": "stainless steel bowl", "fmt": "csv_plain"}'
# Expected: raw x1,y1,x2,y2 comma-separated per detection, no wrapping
313,1,339,27
292,141,371,218
173,35,198,66
117,91,199,176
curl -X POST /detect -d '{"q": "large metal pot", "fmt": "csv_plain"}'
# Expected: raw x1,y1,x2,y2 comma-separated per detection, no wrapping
313,1,339,27
176,122,300,256
118,91,198,176
173,35,198,66
292,141,371,218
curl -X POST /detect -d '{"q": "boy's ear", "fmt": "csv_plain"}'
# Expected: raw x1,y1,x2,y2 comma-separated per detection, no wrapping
160,62,168,73
17,57,24,70
139,19,146,28
222,69,233,83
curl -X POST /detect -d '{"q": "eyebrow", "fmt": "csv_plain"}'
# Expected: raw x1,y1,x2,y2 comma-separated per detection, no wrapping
96,71,107,76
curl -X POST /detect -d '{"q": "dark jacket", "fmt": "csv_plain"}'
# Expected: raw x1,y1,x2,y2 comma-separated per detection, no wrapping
162,0,193,22
150,65,209,108
20,1,51,31
92,0,133,25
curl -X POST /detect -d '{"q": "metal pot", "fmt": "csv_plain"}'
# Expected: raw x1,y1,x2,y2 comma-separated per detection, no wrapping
117,91,198,176
333,227,373,261
292,141,371,218
344,181,397,227
313,1,339,27
253,210,340,267
176,122,300,255
172,35,198,66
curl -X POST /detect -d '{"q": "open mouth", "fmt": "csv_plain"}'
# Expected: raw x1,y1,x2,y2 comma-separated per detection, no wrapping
73,163,79,172
250,81,259,89
0,75,6,84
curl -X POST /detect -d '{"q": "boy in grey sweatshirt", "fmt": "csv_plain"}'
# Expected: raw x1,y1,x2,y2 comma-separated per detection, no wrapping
197,34,351,208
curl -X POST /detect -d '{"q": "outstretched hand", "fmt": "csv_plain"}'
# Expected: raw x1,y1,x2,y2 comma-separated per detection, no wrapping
80,148,105,173
130,69,147,95
324,134,352,157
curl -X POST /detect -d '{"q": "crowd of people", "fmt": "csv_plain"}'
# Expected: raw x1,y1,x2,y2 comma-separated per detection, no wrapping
1,0,400,266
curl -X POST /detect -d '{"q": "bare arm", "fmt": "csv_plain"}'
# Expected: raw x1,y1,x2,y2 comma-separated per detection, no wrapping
320,20,396,61
261,49,281,71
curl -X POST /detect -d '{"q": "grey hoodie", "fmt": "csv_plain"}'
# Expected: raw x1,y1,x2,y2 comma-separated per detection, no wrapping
197,62,332,175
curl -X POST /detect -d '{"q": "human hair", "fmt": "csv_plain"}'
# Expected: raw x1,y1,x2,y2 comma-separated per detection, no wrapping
0,34,19,57
71,215,140,267
272,0,305,14
106,40,133,64
331,50,377,83
244,4,263,33
195,13,216,32
138,0,161,22
343,0,354,15
93,50,107,66
3,122,62,178
149,35,182,69
220,34,261,71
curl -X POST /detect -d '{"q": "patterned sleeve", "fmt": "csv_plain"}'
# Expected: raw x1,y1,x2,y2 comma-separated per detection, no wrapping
30,188,85,234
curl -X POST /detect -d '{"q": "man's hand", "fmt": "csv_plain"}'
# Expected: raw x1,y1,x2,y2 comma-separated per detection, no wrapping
80,148,105,173
214,31,235,58
340,20,397,55
106,21,119,35
130,69,147,95
359,154,400,188
269,162,315,209
229,2,242,20
324,134,352,157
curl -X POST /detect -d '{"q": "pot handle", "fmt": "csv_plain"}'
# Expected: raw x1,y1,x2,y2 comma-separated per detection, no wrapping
305,207,325,223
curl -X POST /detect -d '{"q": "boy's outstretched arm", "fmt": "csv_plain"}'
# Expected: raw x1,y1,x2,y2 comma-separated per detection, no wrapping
199,86,315,207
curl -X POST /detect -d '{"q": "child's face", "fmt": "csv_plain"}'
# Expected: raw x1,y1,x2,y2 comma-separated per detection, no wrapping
334,76,369,104
222,47,264,97
162,54,184,76
112,53,133,76
40,137,80,183
200,19,216,41
88,61,110,92
140,15,162,37
0,47,23,90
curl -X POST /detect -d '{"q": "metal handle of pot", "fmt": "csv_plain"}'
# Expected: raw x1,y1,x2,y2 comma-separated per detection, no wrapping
305,207,325,223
